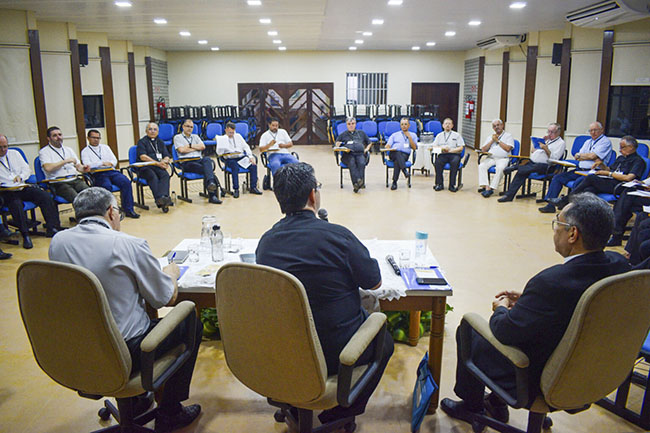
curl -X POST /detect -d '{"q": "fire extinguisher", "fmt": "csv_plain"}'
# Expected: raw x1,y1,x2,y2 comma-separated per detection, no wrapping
465,99,475,119
156,97,166,120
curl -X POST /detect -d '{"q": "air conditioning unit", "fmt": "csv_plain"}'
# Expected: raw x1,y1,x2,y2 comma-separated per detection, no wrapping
566,0,650,27
476,34,526,50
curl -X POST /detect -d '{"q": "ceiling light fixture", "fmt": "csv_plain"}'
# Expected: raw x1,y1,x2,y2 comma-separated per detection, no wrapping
388,0,403,5
445,31,456,37
278,46,287,51
114,1,131,7
412,46,420,50
179,31,191,37
426,41,436,46
509,2,526,8
247,0,262,5
153,18,167,24
198,40,208,44
362,31,373,36
267,30,278,36
259,18,271,24
355,39,364,44
372,19,384,25
272,39,282,44
211,47,220,51
468,20,481,26
349,46,357,51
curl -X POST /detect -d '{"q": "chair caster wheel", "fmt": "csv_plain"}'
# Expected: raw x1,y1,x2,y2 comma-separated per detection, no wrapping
471,421,486,433
274,409,286,422
98,407,111,421
543,416,553,429
344,421,356,432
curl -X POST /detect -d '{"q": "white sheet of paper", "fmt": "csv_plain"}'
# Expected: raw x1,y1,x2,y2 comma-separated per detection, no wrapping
431,147,442,154
628,190,650,198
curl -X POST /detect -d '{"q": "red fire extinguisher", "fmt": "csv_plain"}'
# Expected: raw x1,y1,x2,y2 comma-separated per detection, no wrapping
465,99,475,119
156,97,166,120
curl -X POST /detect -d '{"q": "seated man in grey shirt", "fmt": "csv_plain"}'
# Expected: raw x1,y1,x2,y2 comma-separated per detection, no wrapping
49,187,202,433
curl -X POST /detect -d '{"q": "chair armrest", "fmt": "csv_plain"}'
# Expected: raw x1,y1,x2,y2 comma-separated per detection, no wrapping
139,300,197,391
337,312,387,407
462,152,470,167
462,313,529,368
291,151,300,160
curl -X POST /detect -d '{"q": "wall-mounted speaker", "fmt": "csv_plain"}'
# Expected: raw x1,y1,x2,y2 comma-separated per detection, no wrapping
551,43,562,66
79,44,88,67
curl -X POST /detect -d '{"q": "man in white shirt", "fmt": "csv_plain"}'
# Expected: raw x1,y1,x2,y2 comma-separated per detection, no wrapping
49,187,202,432
0,134,61,248
477,119,515,198
81,129,139,218
258,118,298,176
433,118,465,192
498,123,566,203
39,126,90,202
216,122,262,198
173,119,222,204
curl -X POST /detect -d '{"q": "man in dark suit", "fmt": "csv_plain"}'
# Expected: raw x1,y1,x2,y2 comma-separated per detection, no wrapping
441,192,631,424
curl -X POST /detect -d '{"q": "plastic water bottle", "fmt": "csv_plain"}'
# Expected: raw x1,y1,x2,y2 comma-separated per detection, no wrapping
210,224,224,262
200,215,217,253
414,231,428,266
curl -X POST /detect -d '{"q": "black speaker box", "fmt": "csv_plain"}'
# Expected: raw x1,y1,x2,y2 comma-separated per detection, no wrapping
79,44,88,67
552,43,562,66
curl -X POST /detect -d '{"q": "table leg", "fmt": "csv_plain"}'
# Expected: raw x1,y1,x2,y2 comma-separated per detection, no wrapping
427,296,447,413
408,310,421,346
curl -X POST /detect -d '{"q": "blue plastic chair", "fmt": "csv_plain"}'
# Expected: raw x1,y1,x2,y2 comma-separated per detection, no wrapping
424,120,442,137
377,121,388,143
598,157,650,203
408,120,418,134
235,122,249,142
383,121,400,142
361,120,379,143
381,148,415,188
126,146,150,210
158,123,175,146
33,157,71,205
334,150,370,189
216,146,257,195
566,149,618,191
170,146,213,203
431,147,471,190
0,148,40,234
204,123,223,146
637,142,649,159
336,122,348,138
483,139,520,193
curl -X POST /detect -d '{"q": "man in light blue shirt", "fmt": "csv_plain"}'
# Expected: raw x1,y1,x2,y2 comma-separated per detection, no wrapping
385,117,417,190
539,121,613,213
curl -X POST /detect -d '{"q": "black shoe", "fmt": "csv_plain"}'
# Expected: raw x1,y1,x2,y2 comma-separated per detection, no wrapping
155,197,166,208
554,195,570,210
434,184,444,191
440,398,484,425
154,404,201,433
449,185,458,192
46,227,62,237
403,169,410,178
497,195,514,203
0,249,11,260
548,197,563,206
22,235,33,249
353,180,361,193
478,187,486,193
538,203,556,213
165,196,174,206
125,210,140,219
249,187,262,195
206,180,218,193
484,393,509,423
481,189,494,198
391,182,397,190
208,194,222,204
606,234,623,247
233,189,240,198
0,225,11,239
503,165,517,175
161,205,169,213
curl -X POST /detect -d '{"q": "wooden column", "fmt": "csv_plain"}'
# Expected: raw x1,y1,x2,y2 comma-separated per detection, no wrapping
556,38,572,136
128,52,140,144
99,46,119,157
597,30,614,125
69,39,86,150
499,51,510,124
520,45,538,156
474,56,485,149
145,56,155,121
28,30,48,147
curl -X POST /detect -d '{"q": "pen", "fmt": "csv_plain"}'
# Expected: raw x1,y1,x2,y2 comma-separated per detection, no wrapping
169,252,176,264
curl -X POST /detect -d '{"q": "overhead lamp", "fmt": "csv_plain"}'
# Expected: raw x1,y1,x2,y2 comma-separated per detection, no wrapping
445,31,456,36
426,41,436,46
198,40,208,44
349,46,357,51
259,18,271,24
211,47,220,51
267,30,278,36
388,0,403,5
468,20,481,26
153,18,167,24
355,39,364,44
362,31,373,36
272,39,282,44
278,46,287,51
179,31,191,37
247,0,262,5
412,46,420,50
114,1,131,7
372,19,384,25
510,2,526,8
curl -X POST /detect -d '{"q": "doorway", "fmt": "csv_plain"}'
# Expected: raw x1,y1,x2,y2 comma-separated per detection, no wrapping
411,83,460,125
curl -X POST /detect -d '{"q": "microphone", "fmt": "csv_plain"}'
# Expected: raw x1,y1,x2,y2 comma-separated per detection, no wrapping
386,255,401,276
317,208,328,221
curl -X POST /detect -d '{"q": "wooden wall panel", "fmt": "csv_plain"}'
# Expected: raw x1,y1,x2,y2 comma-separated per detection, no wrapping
556,38,572,136
99,46,118,157
520,45,538,156
69,39,86,150
597,30,614,125
474,56,485,148
128,52,140,145
499,51,510,124
28,30,48,147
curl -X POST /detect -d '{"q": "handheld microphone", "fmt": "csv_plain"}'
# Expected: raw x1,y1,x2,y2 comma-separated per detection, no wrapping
317,208,328,221
386,255,401,276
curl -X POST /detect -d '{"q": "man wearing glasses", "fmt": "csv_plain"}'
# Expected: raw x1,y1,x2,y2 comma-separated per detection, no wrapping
256,162,394,424
81,130,139,218
49,187,203,432
442,193,630,426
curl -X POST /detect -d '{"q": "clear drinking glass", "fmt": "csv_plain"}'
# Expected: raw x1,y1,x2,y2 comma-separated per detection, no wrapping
399,248,411,268
188,244,200,263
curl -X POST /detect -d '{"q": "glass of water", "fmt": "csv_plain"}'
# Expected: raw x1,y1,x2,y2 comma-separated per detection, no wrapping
188,243,200,263
398,248,411,268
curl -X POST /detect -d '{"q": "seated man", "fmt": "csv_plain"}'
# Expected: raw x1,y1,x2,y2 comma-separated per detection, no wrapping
441,193,630,425
258,117,298,176
173,119,222,204
81,129,139,218
216,121,262,198
385,117,418,190
49,187,202,433
335,117,372,193
477,119,514,198
0,207,13,260
136,123,173,212
432,117,465,192
39,126,90,202
539,121,612,213
256,162,394,423
607,175,650,247
498,123,566,202
549,135,645,211
1,134,61,249
626,214,650,268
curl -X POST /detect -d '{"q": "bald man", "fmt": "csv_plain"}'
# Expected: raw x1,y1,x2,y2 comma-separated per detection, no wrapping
136,123,173,212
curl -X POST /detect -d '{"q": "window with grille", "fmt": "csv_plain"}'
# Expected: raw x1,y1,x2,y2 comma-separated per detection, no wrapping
346,72,388,104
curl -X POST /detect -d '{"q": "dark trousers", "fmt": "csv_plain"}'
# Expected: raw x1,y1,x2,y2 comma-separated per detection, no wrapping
544,171,584,200
627,215,650,266
504,162,550,198
93,170,135,212
570,174,618,195
138,166,170,200
341,152,366,185
389,151,410,182
453,326,517,410
434,153,462,188
181,158,219,192
1,186,60,234
126,315,202,412
614,190,650,234
50,178,89,202
225,157,258,191
268,153,299,175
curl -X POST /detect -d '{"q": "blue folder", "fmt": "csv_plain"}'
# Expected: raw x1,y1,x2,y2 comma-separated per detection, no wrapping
411,351,438,432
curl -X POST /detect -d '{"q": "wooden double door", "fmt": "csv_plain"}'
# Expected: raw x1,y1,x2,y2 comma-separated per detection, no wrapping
238,83,333,145
411,82,460,126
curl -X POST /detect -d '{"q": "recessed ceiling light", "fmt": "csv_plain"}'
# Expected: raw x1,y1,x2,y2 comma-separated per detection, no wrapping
114,1,131,7
211,47,220,51
412,46,420,50
445,31,456,37
153,18,167,24
272,39,282,44
362,31,373,36
372,19,384,25
388,0,403,5
179,31,191,37
349,46,357,51
259,18,271,24
510,2,526,8
355,39,364,44
267,30,278,36
278,46,287,51
468,20,481,26
426,41,436,46
247,0,262,5
198,40,208,44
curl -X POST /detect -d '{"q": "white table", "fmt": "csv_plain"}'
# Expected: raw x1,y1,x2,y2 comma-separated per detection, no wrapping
413,143,435,174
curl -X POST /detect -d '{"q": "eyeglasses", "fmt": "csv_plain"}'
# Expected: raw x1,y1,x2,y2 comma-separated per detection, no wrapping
88,135,101,140
315,182,322,191
109,205,124,221
551,216,571,231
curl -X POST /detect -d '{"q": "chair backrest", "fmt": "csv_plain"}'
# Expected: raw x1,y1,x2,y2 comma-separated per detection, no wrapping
17,260,132,396
512,139,521,157
11,147,37,183
636,142,649,159
571,135,590,157
336,122,348,137
362,120,378,137
605,149,617,166
641,157,650,180
384,121,401,138
158,123,175,142
33,156,45,183
206,123,223,139
216,263,328,403
425,120,442,136
541,270,650,410
408,120,417,134
235,122,249,141
377,120,388,137
192,123,200,135
128,145,138,164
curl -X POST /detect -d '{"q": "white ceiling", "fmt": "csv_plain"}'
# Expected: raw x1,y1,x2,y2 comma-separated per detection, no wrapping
0,0,602,51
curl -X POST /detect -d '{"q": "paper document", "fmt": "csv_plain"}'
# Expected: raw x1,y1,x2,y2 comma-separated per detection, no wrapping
0,182,28,189
548,159,577,168
130,161,158,167
629,190,650,198
431,146,442,155
644,206,650,213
